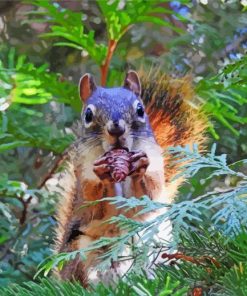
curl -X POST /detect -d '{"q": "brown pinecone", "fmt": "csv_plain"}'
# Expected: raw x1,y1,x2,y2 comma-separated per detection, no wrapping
104,148,132,182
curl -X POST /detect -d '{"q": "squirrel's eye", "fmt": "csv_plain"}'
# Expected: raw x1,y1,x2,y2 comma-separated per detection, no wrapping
136,103,144,117
85,107,93,123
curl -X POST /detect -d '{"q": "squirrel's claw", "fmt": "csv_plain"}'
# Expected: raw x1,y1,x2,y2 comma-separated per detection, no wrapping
129,151,149,177
93,163,114,182
129,150,147,162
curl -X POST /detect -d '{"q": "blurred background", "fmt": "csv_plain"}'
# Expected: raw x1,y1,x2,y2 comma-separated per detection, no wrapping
0,0,247,292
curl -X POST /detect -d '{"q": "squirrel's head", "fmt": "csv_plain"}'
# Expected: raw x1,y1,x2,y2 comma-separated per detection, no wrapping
79,70,153,152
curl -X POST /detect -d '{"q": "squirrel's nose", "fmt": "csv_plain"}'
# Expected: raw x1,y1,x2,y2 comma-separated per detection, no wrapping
108,120,125,137
113,120,119,128
108,126,125,137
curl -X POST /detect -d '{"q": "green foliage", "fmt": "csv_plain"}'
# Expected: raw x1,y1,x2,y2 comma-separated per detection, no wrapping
0,49,76,153
27,0,187,68
0,0,247,295
0,48,78,108
26,0,107,65
163,1,247,140
0,175,54,286
196,54,247,138
0,274,188,296
97,0,186,41
221,263,247,296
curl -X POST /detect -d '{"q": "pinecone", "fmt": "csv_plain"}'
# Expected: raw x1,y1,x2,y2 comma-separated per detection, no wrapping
104,148,132,182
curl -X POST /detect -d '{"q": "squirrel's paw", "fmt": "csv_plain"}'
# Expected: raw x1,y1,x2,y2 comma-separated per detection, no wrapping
93,156,114,182
129,150,149,178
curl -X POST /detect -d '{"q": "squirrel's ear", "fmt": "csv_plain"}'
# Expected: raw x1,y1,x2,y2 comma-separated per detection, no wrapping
79,73,97,102
123,70,141,97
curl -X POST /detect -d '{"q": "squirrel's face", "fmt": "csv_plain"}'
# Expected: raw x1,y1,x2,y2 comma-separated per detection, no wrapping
79,71,152,152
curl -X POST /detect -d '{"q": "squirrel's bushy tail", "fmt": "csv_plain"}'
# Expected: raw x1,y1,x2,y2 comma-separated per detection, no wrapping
140,70,207,200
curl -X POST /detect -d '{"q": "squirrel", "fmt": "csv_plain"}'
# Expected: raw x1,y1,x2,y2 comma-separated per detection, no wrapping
50,69,207,286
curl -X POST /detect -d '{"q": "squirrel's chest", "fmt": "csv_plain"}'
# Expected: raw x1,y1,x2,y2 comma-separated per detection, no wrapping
101,178,143,198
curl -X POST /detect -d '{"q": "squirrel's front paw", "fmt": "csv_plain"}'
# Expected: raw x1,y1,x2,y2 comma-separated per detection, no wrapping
93,150,149,182
129,150,149,178
94,149,130,183
93,156,114,182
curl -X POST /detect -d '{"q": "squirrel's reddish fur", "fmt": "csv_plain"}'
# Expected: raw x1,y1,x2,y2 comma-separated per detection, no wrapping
141,71,207,199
